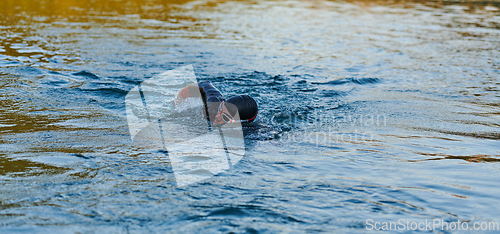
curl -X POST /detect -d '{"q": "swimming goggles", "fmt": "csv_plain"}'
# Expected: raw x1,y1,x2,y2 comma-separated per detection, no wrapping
218,102,236,123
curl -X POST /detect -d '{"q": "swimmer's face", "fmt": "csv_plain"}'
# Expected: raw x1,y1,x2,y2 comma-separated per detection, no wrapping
214,102,234,125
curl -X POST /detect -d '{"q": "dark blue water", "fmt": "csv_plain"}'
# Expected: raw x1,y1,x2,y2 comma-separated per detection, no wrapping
1,0,499,232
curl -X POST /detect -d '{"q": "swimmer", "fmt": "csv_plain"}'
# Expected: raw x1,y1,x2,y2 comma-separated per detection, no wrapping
175,81,258,125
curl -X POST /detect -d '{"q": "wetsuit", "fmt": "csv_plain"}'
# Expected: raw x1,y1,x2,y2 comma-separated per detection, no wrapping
176,81,225,123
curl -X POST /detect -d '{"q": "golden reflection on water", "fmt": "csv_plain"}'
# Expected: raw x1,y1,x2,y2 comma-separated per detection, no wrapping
1,0,499,18
412,153,500,163
0,155,67,176
0,0,193,17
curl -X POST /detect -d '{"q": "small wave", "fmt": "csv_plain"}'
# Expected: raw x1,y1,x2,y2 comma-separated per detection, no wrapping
79,86,129,99
72,71,100,80
13,66,45,75
312,77,380,85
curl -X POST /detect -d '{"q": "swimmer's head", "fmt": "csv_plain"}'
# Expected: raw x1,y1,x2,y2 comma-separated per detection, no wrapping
225,95,258,123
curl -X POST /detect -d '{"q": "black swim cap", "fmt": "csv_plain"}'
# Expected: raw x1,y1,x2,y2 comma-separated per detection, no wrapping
225,95,258,122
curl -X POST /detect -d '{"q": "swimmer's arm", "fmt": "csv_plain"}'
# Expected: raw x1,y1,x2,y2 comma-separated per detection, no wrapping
175,82,206,104
175,81,224,104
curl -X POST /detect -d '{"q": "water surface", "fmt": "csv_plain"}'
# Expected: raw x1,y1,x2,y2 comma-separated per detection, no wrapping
1,0,499,232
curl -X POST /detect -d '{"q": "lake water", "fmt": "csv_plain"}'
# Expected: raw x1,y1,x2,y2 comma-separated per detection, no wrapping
1,0,499,233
